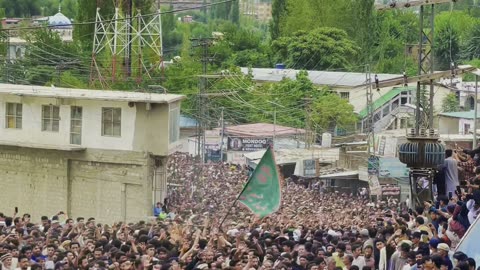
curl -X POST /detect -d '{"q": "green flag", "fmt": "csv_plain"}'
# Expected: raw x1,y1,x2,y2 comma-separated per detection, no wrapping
238,147,282,218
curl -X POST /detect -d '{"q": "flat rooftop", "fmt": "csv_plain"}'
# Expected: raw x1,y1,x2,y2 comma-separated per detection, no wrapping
0,84,186,104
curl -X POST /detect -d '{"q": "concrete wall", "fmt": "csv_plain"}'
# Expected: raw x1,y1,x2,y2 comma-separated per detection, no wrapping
438,116,460,134
0,146,157,223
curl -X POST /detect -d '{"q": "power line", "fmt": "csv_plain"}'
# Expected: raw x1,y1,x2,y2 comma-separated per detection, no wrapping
0,0,238,32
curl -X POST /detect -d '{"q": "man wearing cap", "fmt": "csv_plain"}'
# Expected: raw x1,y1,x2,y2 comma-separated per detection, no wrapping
437,243,453,270
1,253,13,270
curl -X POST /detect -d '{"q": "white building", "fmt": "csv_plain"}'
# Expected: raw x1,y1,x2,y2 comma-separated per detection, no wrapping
241,67,454,133
5,10,73,61
0,83,185,222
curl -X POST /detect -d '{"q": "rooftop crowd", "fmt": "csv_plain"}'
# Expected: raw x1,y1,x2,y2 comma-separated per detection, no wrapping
1,149,480,270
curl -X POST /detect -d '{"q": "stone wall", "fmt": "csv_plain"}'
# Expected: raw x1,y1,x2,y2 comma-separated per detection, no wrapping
0,146,161,223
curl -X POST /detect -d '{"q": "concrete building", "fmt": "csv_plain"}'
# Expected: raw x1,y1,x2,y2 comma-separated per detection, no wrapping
438,110,480,135
3,11,73,61
0,84,185,222
239,0,272,22
241,67,453,133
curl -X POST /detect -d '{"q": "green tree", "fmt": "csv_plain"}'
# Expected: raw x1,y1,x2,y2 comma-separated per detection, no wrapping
442,93,460,112
272,27,359,70
229,0,239,25
463,23,480,60
311,90,357,132
435,24,460,70
350,0,375,64
75,1,114,51
0,8,5,58
0,0,40,17
270,0,287,40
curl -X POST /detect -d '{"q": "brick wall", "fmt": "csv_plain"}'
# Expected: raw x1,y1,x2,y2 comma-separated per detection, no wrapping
0,146,159,223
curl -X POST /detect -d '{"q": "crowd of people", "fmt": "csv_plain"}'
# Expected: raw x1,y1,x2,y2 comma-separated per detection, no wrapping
0,150,479,270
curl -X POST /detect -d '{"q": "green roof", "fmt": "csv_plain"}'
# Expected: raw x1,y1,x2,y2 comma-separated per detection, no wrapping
358,86,415,119
439,110,480,120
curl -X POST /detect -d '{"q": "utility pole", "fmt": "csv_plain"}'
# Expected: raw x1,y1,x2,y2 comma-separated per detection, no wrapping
191,37,215,163
366,64,374,155
220,107,225,161
474,75,478,148
303,97,313,149
273,106,277,147
267,100,285,148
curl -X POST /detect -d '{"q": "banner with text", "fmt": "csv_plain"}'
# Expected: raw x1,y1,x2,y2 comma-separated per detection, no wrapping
227,137,273,152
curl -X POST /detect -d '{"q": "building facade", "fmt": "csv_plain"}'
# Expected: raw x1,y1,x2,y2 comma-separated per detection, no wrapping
0,84,184,223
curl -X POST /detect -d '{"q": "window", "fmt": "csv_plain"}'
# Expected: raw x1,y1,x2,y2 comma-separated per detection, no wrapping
382,105,390,117
169,105,180,143
464,124,471,135
70,106,82,145
339,92,350,100
42,105,60,132
102,108,121,137
5,103,22,129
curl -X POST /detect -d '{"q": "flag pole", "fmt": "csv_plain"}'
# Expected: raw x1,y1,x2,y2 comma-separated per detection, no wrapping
218,176,252,230
218,146,272,230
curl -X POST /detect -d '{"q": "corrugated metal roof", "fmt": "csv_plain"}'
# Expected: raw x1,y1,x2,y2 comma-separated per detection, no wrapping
439,110,480,120
241,67,401,88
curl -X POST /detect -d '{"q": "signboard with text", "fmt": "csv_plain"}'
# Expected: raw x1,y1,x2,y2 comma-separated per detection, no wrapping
205,143,221,162
381,185,401,198
227,137,273,152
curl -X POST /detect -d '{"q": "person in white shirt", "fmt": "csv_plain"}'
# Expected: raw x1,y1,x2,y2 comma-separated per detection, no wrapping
351,244,366,270
466,199,480,224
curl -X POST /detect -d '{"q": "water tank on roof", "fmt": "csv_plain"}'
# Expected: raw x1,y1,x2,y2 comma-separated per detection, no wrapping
275,63,286,69
321,133,332,148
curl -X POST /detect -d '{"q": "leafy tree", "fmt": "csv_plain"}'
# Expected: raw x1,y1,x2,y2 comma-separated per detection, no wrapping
272,27,359,70
270,0,287,40
0,0,40,17
0,8,5,58
435,24,460,70
442,93,460,112
350,0,375,64
75,1,114,51
373,11,418,74
229,0,239,25
37,0,77,18
311,90,358,132
463,22,480,60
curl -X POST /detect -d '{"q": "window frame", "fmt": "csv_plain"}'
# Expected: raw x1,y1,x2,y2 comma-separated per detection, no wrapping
70,106,83,145
5,102,22,129
41,105,60,132
101,107,122,137
339,92,350,100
